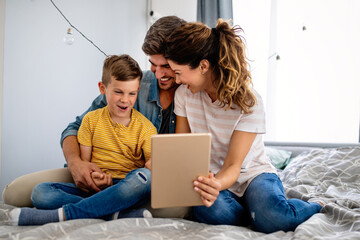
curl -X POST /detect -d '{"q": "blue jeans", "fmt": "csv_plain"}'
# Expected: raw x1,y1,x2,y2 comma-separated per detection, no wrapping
31,168,151,220
193,173,322,233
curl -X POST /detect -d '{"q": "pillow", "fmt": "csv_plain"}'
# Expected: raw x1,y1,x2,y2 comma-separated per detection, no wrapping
265,147,292,169
2,168,73,207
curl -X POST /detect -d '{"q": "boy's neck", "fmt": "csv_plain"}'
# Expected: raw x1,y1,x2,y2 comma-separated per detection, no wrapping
109,108,132,127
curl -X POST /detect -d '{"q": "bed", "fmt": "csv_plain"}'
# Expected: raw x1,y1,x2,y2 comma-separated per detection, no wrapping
1,142,360,239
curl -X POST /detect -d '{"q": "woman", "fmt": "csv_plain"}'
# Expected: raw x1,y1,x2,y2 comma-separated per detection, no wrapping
164,19,322,233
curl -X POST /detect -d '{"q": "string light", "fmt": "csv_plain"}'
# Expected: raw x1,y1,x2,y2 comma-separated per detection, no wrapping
63,27,75,45
49,0,107,56
149,10,162,25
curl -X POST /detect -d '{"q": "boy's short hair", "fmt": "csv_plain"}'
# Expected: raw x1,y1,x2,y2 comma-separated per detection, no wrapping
142,16,186,56
102,54,142,85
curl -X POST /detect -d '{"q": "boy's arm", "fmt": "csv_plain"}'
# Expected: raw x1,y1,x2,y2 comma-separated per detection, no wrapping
61,94,106,192
143,126,158,170
79,144,113,190
79,144,92,162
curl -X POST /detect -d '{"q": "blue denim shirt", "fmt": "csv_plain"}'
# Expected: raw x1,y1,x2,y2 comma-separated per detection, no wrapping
60,70,176,146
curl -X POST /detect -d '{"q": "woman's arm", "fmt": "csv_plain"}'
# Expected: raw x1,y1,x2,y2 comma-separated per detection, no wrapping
215,131,256,189
175,116,191,133
194,130,257,207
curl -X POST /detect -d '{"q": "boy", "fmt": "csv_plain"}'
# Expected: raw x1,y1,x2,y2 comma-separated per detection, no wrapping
78,54,157,190
8,55,157,225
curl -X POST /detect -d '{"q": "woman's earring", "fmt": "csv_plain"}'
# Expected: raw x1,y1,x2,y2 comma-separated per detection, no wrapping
201,72,204,75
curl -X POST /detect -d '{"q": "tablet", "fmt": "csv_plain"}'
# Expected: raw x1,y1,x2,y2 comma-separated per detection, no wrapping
151,133,211,209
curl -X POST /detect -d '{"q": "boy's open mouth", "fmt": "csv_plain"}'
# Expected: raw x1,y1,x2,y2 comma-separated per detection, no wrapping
118,106,128,110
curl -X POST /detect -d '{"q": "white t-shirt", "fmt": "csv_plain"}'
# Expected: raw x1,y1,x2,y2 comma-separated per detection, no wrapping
174,84,277,197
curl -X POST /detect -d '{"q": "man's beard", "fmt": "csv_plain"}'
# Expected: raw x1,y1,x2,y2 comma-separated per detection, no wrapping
158,78,179,91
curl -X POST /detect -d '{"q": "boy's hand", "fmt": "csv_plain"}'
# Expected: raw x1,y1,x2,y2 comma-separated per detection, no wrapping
91,171,113,189
68,160,102,193
145,158,151,170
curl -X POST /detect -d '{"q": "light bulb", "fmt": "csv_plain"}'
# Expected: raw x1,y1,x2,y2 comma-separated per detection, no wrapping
63,28,75,45
149,11,162,25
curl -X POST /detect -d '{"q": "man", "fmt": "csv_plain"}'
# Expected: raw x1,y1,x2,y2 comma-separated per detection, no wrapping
2,16,186,206
62,16,185,193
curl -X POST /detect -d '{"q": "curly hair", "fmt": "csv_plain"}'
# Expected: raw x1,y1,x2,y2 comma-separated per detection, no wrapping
164,19,256,113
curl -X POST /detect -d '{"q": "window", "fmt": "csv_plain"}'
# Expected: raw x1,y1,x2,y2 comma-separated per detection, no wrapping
233,0,360,143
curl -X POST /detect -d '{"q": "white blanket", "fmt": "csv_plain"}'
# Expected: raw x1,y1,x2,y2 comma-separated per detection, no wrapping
1,147,360,239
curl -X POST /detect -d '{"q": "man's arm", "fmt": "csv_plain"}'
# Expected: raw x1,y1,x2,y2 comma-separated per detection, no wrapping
63,136,101,192
61,94,107,192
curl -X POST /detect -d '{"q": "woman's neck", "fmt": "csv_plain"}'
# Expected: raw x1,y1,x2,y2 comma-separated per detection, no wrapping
205,89,217,102
204,72,218,102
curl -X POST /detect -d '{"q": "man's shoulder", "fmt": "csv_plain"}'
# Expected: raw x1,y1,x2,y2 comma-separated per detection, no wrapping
141,70,155,83
138,70,158,103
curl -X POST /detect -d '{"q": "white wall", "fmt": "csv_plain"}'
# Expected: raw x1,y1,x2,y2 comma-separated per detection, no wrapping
150,0,197,21
0,0,5,181
0,0,148,196
0,0,197,199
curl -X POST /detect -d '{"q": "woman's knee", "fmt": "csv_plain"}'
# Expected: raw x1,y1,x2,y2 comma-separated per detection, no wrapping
193,191,247,226
193,205,223,224
193,204,245,226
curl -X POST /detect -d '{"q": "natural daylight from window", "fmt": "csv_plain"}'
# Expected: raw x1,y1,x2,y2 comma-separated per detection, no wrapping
233,0,360,143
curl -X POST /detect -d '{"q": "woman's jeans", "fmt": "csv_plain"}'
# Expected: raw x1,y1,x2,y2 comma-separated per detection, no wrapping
31,168,151,221
193,173,322,233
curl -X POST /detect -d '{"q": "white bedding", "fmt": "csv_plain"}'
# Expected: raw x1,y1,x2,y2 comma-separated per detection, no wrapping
1,146,360,239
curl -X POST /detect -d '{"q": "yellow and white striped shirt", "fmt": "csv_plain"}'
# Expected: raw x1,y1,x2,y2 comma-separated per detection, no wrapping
78,106,157,179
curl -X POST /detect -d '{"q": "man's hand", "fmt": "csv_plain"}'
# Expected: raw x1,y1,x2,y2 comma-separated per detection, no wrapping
68,159,102,192
91,172,113,189
63,136,102,192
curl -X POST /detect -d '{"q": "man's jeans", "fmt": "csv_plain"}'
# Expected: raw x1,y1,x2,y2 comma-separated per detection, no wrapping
31,168,151,220
193,173,322,233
